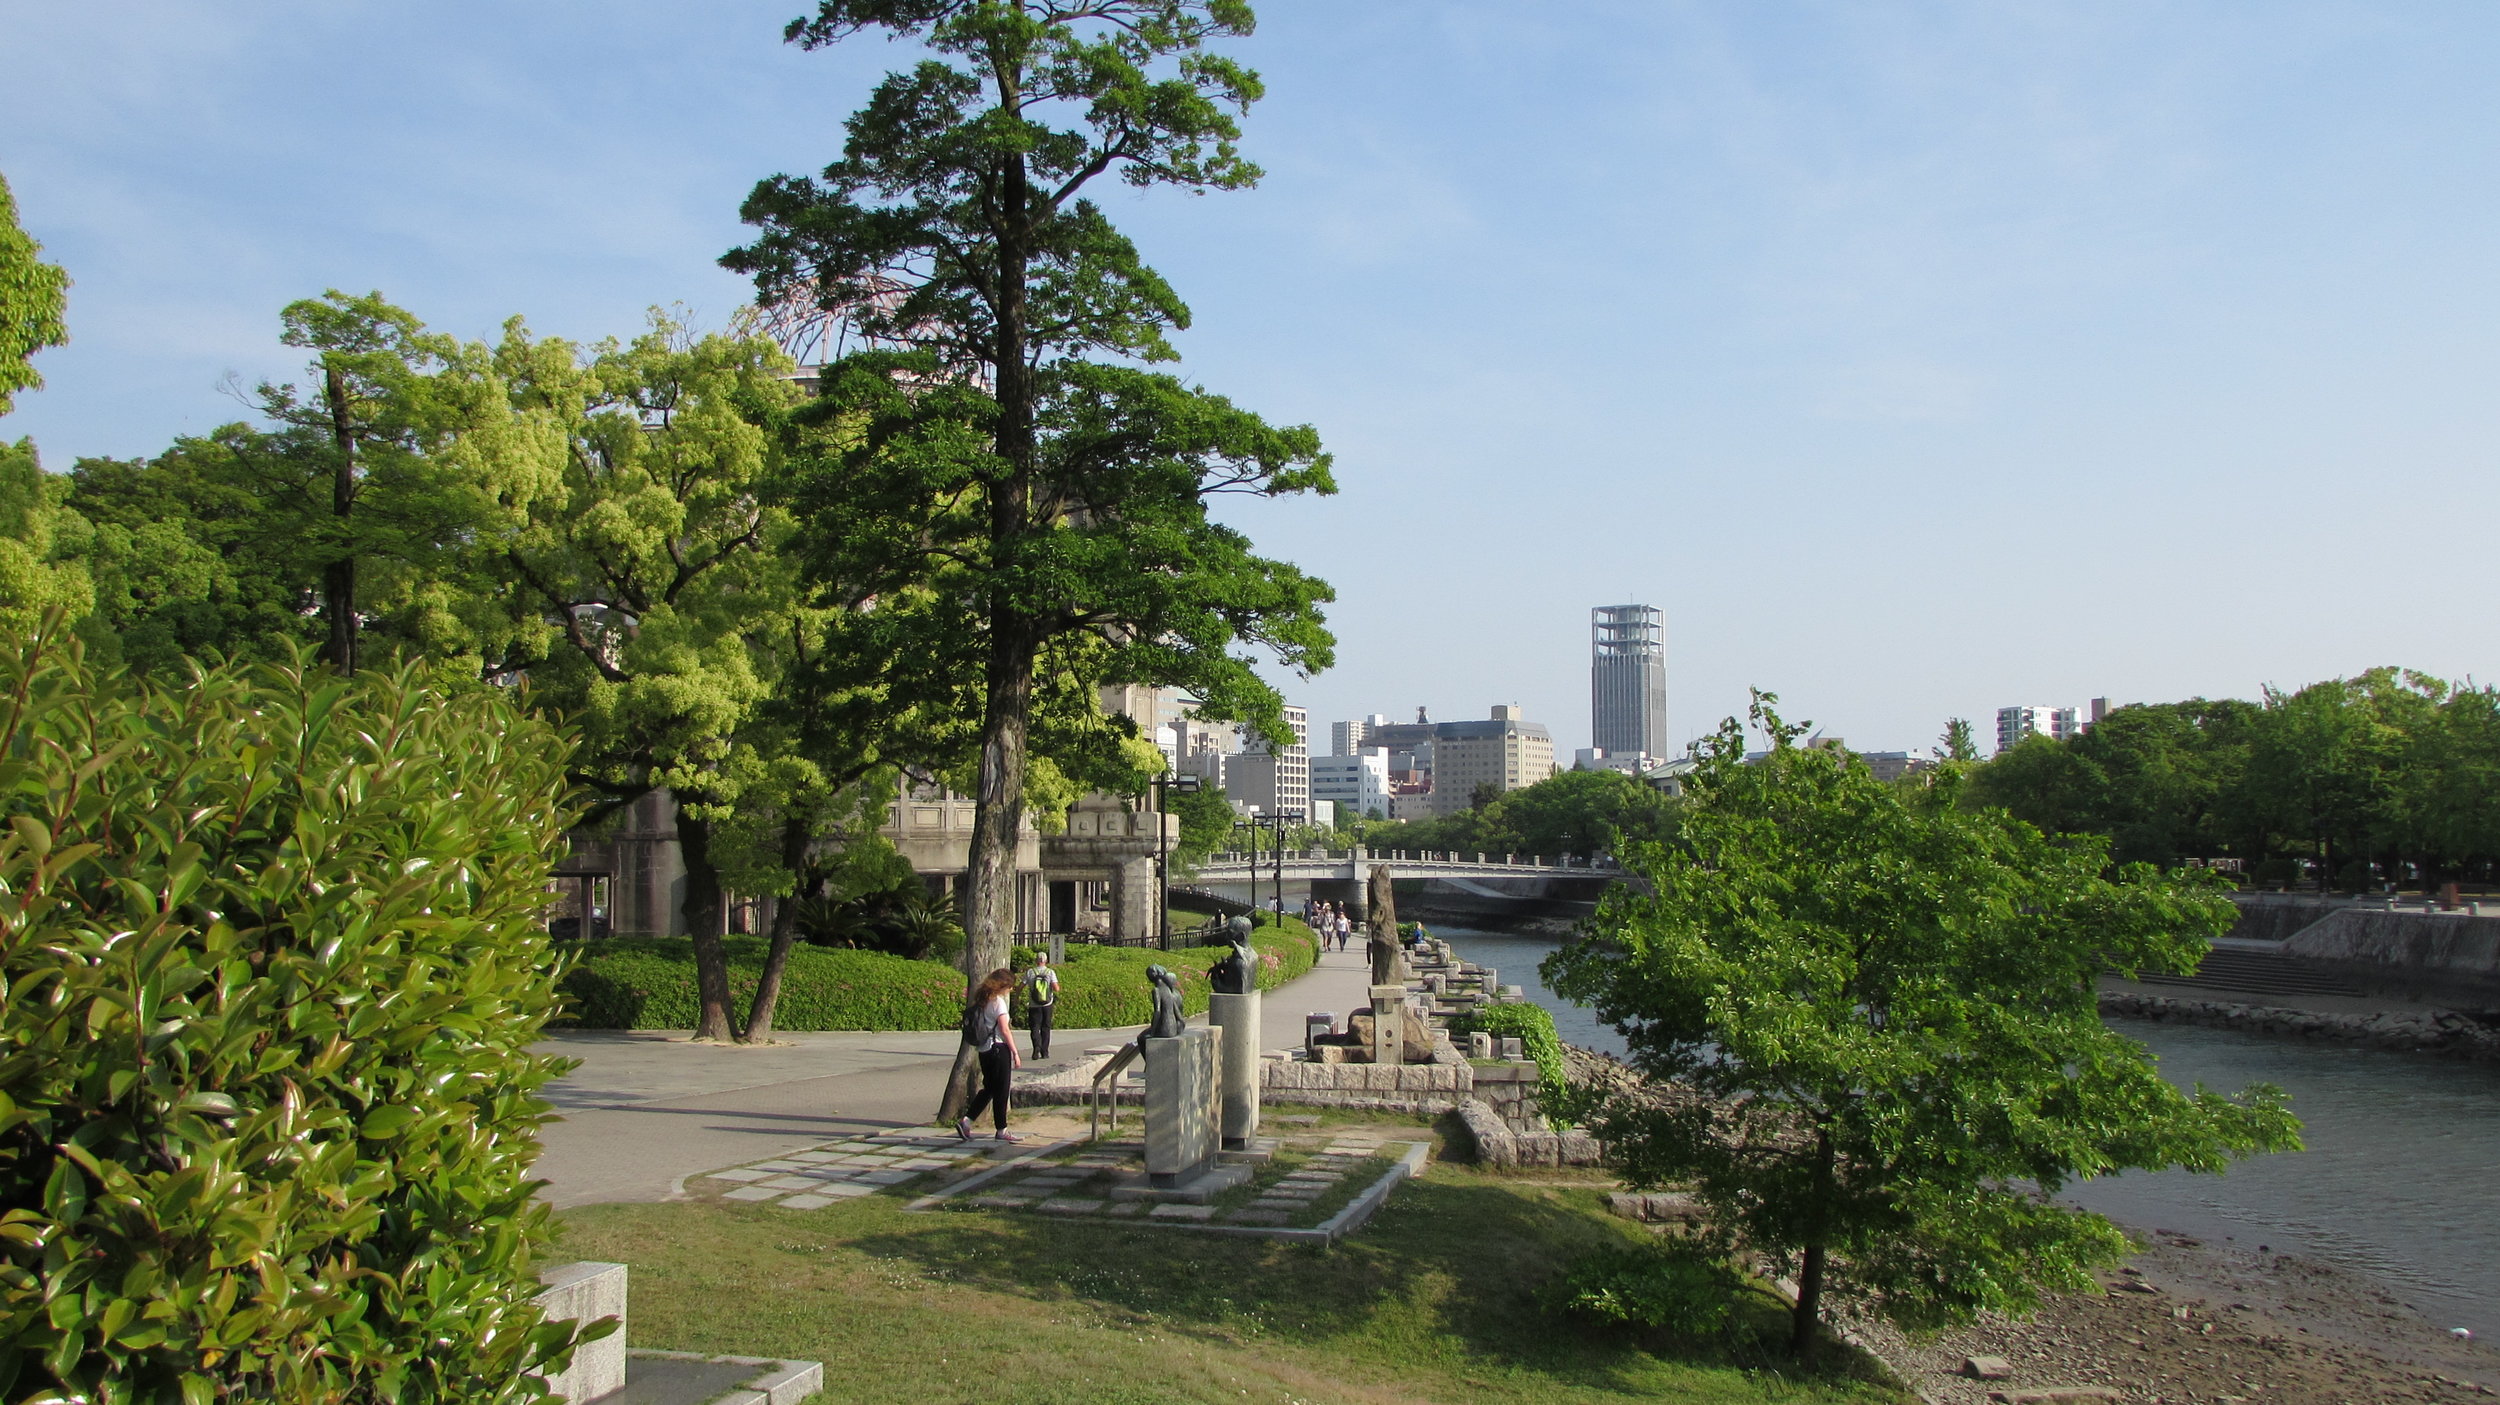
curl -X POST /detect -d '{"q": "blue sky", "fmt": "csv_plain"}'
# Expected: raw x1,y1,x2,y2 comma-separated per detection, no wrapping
7,1,2500,755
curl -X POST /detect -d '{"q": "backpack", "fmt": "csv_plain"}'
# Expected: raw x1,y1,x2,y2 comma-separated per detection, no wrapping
961,1000,998,1049
1027,966,1059,1005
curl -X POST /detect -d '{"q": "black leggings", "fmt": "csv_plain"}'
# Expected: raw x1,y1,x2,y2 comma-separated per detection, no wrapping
964,1043,1013,1130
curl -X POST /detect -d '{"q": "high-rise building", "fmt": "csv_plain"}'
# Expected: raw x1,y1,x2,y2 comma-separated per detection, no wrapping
1331,714,1389,757
1225,704,1310,818
1592,605,1668,759
1428,705,1555,815
1309,748,1392,824
1995,704,2089,755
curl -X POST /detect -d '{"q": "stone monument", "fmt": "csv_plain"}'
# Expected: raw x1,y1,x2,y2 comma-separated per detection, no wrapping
1365,862,1406,987
1143,1023,1220,1187
1206,923,1261,1150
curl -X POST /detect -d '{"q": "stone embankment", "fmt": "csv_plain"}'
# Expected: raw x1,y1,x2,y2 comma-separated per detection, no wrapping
2100,989,2500,1062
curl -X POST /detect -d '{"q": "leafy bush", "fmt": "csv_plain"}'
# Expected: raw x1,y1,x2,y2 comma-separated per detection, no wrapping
1549,1242,1742,1336
559,940,963,1030
0,632,590,1401
1454,998,1569,1106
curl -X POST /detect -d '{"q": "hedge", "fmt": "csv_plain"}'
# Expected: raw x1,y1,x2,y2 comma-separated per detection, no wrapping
0,634,588,1402
558,940,961,1031
559,920,1322,1032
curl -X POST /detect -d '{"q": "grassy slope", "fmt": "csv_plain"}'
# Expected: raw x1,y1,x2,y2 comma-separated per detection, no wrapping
557,1165,1901,1405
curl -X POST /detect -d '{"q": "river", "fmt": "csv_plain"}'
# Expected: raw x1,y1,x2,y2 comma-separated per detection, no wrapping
1437,925,2500,1339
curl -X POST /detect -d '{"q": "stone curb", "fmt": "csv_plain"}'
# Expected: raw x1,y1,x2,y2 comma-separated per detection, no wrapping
2100,990,2500,1063
626,1349,823,1405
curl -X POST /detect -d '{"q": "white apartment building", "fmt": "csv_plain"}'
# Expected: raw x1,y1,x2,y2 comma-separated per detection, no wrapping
1995,703,2093,755
1310,748,1393,824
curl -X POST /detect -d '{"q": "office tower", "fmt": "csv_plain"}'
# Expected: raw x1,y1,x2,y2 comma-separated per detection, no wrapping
1592,605,1668,759
1225,704,1310,817
1309,748,1393,823
1428,705,1555,816
1331,713,1389,757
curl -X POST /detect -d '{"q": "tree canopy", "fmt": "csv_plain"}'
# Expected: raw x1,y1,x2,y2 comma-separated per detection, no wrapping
1548,694,2299,1354
0,172,69,417
728,0,1335,1038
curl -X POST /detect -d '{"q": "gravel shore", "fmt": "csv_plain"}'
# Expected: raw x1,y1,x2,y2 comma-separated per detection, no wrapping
1845,1225,2500,1403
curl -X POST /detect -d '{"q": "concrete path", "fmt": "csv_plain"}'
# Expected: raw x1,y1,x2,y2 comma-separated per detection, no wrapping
532,939,1378,1210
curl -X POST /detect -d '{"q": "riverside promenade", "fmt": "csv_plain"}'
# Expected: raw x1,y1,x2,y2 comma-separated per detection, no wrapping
530,938,1379,1208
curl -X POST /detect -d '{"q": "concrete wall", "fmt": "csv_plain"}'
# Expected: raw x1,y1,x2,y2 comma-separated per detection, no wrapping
2283,908,2500,1005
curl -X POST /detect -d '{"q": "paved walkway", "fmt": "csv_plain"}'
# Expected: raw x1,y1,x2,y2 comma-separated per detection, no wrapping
532,939,1381,1209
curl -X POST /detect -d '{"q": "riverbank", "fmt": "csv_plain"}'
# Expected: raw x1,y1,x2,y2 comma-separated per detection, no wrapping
2099,985,2500,1063
1847,1226,2500,1403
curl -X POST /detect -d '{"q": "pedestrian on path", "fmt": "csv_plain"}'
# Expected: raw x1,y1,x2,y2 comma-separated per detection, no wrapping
1336,910,1353,953
1024,953,1059,1059
957,967,1021,1143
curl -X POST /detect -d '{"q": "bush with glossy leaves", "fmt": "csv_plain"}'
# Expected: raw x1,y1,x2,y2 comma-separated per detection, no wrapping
0,623,594,1401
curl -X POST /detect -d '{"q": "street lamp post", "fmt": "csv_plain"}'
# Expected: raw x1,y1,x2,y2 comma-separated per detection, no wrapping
1152,772,1200,951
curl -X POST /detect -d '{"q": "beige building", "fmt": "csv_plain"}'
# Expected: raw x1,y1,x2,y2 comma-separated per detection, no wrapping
1427,705,1555,815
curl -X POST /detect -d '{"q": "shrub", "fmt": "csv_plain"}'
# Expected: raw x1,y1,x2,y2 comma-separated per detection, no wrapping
1455,999,1569,1108
558,940,963,1030
1548,1241,1742,1337
0,631,589,1401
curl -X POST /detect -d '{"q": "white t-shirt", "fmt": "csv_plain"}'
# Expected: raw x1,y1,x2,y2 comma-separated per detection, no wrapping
976,993,1011,1051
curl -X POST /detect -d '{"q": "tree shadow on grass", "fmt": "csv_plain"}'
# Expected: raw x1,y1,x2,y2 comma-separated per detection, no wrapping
843,1173,1887,1398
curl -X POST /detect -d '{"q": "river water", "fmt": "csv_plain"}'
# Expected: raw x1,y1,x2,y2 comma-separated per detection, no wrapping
1437,926,2500,1338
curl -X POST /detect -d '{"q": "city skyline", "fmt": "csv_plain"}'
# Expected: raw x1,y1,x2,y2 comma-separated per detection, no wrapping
8,3,2500,754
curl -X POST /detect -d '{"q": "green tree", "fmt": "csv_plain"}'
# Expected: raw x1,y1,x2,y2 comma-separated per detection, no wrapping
1547,693,2298,1355
0,172,69,416
2240,669,2438,887
1166,779,1238,872
1935,717,1977,763
494,313,804,1041
0,440,93,636
1479,765,1676,857
729,1,1336,1098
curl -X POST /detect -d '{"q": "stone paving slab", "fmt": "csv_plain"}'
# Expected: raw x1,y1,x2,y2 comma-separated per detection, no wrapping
1150,1204,1218,1220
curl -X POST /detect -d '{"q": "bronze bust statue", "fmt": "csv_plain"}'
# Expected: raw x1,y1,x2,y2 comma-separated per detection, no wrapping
1209,916,1256,994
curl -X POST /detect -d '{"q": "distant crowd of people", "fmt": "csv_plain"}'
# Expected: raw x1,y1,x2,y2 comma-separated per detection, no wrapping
1302,898,1358,953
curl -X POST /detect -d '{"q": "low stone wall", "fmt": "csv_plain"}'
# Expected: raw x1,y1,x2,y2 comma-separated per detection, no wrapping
1456,1096,1603,1167
1261,1055,1473,1114
2100,989,2500,1062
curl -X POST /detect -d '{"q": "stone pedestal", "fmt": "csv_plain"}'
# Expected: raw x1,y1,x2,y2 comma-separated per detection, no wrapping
1208,990,1262,1150
535,1262,628,1404
1370,984,1407,1067
1145,1025,1220,1188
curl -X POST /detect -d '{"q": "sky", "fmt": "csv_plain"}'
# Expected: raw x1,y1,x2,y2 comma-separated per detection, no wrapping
6,1,2500,757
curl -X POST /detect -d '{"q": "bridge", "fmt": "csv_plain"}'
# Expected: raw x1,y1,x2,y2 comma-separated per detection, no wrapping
1188,848,1618,884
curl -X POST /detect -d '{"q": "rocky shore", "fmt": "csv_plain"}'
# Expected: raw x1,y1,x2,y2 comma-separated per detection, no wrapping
2099,989,2500,1062
1847,1226,2500,1404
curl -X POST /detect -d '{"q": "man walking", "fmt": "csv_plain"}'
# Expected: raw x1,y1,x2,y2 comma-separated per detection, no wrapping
1024,952,1061,1060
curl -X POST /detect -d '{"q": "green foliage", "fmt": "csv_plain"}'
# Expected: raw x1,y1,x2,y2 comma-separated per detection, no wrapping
0,172,69,417
1547,692,2301,1345
1034,921,1314,1026
0,627,590,1401
1548,1241,1742,1337
1363,766,1678,859
1166,781,1239,872
558,940,964,1031
0,440,94,638
1453,1000,1568,1109
728,0,1334,971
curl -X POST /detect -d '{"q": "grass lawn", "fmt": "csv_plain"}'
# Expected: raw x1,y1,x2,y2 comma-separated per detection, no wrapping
556,1163,1907,1405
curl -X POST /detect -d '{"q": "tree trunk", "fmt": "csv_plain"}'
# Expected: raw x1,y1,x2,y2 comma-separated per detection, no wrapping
741,816,813,1042
1792,1127,1836,1356
672,800,739,1042
320,364,358,675
940,65,1037,1127
1790,1241,1826,1357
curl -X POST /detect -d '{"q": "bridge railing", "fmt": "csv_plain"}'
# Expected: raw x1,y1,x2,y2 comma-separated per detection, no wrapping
1197,848,1620,871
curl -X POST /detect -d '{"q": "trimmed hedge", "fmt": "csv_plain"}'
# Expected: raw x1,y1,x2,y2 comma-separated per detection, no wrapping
558,940,961,1031
0,636,587,1401
559,920,1323,1032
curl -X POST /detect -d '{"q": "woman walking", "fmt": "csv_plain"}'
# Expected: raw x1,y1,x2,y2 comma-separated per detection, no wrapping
957,967,1021,1143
